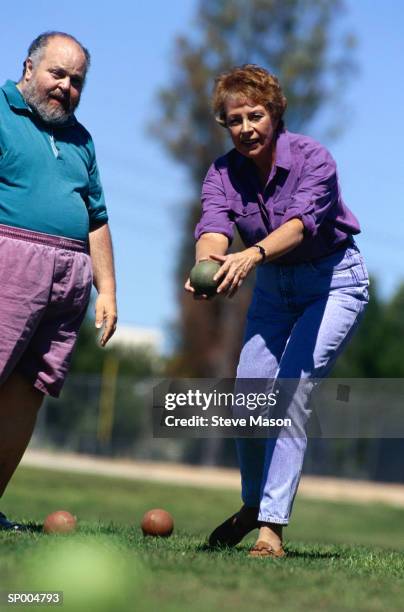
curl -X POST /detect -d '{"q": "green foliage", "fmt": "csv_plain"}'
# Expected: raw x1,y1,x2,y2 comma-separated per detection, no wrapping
43,308,162,455
43,376,152,456
379,283,404,376
333,279,404,378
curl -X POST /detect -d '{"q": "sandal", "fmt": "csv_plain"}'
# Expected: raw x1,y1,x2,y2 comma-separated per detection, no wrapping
249,540,286,558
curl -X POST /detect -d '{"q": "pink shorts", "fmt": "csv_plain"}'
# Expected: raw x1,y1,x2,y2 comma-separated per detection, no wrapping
0,224,93,397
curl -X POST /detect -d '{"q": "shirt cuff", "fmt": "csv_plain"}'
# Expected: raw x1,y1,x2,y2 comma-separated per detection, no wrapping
194,225,233,244
89,212,109,230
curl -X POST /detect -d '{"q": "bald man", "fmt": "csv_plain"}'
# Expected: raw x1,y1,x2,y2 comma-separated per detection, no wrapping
0,32,117,530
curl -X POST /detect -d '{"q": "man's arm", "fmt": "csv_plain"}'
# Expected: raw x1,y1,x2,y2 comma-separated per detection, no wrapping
88,223,117,347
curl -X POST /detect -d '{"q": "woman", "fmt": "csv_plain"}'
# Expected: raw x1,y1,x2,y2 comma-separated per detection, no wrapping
185,65,369,557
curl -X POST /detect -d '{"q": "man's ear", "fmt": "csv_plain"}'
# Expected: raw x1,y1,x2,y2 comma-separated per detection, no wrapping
24,57,34,81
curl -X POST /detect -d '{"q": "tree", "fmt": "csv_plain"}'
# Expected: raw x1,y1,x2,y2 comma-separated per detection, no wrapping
378,282,404,377
331,279,404,378
156,0,356,381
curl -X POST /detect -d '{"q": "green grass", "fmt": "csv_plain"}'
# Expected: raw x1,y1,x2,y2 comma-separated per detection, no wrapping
1,466,404,611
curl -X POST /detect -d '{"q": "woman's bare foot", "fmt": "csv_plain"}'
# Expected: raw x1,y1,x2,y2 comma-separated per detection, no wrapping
249,522,286,557
256,522,283,550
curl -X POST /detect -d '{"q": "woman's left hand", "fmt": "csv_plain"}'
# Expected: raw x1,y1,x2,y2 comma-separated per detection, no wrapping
211,248,263,298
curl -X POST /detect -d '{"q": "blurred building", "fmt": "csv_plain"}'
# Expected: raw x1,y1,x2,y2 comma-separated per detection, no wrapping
107,324,163,353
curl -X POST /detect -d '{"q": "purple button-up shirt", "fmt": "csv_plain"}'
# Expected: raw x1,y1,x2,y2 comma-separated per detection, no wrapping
195,129,360,264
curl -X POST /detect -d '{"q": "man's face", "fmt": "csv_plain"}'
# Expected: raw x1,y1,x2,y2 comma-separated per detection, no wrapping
21,37,87,125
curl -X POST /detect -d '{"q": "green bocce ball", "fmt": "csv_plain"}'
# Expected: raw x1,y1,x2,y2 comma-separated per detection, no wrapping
190,260,221,297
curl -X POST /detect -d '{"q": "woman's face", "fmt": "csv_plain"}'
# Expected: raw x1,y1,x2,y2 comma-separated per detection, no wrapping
224,97,276,164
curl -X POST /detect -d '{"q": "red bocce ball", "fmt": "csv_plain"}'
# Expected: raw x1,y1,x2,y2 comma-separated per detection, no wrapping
43,510,77,534
141,509,174,537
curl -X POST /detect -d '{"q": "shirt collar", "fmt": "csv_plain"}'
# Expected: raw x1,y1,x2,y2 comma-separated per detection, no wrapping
1,79,78,127
1,80,29,111
273,128,292,170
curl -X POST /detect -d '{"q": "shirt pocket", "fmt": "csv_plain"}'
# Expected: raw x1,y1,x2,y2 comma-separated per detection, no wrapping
230,199,268,244
230,198,261,218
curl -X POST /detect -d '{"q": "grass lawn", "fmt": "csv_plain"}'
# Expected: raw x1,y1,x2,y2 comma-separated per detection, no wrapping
1,465,404,611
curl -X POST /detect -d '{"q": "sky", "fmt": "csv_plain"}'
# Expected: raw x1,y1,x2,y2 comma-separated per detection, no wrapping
1,0,403,349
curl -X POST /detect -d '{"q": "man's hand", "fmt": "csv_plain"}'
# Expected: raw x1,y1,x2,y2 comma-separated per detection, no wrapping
211,247,262,297
95,292,117,347
88,223,117,347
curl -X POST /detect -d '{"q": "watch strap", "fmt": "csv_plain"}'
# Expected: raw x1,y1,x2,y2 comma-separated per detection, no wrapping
253,244,266,262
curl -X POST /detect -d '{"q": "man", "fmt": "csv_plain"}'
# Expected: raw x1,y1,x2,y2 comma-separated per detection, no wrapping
0,32,117,530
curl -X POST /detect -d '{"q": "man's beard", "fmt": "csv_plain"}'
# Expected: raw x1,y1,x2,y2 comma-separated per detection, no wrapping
22,79,79,126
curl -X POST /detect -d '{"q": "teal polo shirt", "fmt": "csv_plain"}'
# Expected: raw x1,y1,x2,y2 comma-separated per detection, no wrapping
0,80,108,241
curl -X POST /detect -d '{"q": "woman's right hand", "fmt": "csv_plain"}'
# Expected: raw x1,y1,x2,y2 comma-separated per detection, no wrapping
185,232,229,299
184,276,211,300
185,256,213,300
184,277,195,294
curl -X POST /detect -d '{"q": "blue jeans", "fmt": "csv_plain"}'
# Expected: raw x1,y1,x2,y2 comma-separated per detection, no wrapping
235,244,369,524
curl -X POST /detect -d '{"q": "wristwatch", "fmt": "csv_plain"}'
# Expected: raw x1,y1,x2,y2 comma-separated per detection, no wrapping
252,244,266,263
